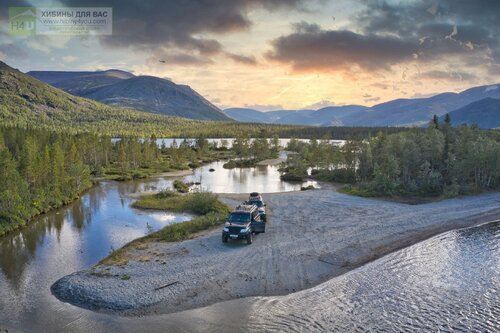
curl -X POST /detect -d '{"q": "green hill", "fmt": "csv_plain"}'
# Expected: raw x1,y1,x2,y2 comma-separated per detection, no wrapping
0,61,298,137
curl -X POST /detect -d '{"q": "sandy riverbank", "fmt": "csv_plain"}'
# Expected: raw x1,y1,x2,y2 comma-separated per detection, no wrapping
51,189,500,316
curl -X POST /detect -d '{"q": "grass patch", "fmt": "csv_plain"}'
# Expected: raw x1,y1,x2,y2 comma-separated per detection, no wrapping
338,185,471,204
151,211,227,242
338,185,376,197
133,191,228,215
173,179,190,193
101,192,230,266
121,274,131,280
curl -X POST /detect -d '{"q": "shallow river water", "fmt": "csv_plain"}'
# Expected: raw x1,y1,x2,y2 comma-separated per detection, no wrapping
0,161,498,332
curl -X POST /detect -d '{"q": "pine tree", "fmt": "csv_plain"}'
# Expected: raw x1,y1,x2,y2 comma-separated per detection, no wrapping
431,114,439,129
444,113,451,126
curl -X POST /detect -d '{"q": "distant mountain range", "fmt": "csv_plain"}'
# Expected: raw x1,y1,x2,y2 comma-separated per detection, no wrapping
28,69,231,121
225,84,500,128
22,66,500,128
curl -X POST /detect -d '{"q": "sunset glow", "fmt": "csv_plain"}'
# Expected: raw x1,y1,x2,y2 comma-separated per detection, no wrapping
1,0,498,110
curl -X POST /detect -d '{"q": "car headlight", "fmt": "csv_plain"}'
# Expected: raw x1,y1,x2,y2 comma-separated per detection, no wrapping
223,227,229,232
240,227,249,233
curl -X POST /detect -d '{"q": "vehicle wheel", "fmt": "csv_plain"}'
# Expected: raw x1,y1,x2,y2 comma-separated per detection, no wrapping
246,233,253,244
222,235,228,243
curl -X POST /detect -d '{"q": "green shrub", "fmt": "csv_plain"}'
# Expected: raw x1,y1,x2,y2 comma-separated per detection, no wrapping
156,189,178,198
280,166,308,181
154,211,226,242
222,159,256,169
134,191,229,215
316,168,356,184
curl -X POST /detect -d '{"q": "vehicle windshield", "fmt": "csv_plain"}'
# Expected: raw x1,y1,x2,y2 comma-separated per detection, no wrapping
228,212,251,223
249,200,263,207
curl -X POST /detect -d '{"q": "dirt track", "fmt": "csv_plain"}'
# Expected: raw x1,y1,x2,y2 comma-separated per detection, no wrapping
51,189,500,315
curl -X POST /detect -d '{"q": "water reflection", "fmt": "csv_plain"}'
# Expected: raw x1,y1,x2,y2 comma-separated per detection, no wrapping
0,160,315,331
184,160,318,193
152,138,345,149
0,181,191,291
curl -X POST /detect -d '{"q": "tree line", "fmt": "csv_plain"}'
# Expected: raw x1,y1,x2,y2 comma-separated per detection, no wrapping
282,118,500,197
0,127,226,236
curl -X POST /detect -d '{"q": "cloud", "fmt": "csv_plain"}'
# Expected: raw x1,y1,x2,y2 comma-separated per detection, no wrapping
355,0,500,64
266,22,416,72
244,104,284,111
356,0,500,37
362,93,380,103
414,70,477,81
62,55,78,63
266,0,500,77
0,0,33,22
370,83,389,90
56,0,306,58
304,100,337,109
147,49,213,66
225,52,258,65
0,43,27,60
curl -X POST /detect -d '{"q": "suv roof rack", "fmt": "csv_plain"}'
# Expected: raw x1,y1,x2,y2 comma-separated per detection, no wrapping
234,204,256,212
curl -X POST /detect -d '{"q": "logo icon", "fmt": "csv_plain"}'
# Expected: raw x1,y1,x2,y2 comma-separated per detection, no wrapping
9,7,36,36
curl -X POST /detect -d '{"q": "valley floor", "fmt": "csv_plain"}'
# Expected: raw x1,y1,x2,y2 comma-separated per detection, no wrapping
51,188,500,316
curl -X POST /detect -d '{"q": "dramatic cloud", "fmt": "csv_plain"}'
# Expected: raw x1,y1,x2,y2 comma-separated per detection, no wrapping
266,22,416,71
266,1,499,75
57,0,306,57
356,0,500,65
357,0,500,38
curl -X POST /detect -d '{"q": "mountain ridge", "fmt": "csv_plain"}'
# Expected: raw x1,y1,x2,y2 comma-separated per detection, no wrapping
225,84,500,128
442,97,500,129
28,69,231,121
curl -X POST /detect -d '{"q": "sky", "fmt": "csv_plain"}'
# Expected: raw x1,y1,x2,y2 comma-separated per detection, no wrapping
1,0,499,111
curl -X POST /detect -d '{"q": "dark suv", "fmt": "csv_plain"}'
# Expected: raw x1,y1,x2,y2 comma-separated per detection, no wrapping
222,204,265,244
246,192,266,222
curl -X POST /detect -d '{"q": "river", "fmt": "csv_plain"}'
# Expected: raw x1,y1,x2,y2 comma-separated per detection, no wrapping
0,161,498,332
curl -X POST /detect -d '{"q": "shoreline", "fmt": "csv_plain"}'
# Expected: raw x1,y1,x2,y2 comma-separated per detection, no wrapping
0,168,195,237
51,189,500,316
